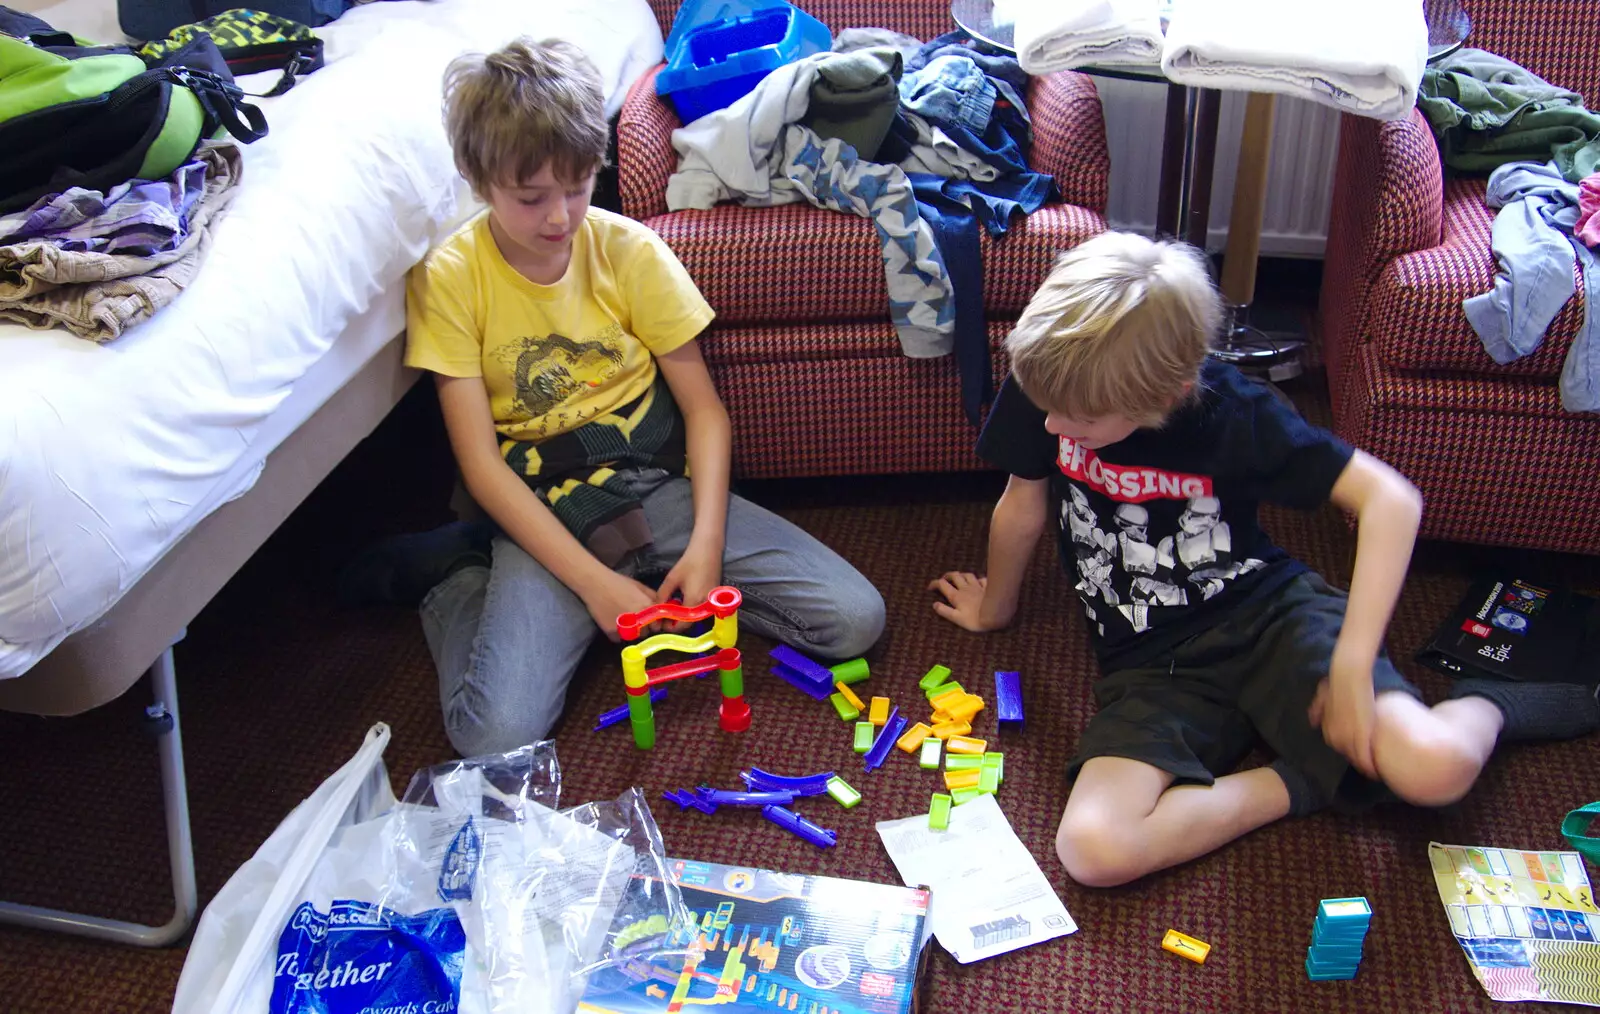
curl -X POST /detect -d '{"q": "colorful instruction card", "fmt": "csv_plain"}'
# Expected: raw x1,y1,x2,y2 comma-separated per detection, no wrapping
1429,840,1600,1006
876,793,1076,963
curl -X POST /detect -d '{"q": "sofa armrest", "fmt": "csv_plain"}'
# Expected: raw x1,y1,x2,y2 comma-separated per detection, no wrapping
1317,107,1444,406
617,64,680,221
1026,70,1109,214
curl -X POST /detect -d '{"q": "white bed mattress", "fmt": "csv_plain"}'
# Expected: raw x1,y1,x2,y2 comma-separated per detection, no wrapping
0,0,664,680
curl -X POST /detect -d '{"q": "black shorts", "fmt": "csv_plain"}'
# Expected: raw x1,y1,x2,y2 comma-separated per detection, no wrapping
1068,572,1422,813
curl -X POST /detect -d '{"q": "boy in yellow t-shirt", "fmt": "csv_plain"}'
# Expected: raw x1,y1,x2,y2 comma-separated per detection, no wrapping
347,39,884,757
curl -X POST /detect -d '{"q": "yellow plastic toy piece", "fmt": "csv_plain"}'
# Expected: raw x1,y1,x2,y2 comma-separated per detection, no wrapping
1162,929,1211,964
944,769,981,790
943,695,985,723
928,687,965,711
835,681,865,711
930,719,971,740
896,722,932,753
947,735,988,755
868,696,890,726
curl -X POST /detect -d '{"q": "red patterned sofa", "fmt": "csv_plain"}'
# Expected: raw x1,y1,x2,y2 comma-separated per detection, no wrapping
620,0,1109,477
1319,0,1600,555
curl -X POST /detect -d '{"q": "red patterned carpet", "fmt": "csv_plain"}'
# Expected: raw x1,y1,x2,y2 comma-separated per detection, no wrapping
2,377,1597,1014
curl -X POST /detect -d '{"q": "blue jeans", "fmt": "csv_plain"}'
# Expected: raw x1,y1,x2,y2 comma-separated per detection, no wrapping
419,468,886,757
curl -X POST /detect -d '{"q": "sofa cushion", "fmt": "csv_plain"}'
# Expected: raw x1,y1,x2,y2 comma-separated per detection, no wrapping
645,201,1104,327
1368,177,1582,379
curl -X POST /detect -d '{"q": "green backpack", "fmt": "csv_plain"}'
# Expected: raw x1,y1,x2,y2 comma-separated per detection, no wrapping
0,5,266,214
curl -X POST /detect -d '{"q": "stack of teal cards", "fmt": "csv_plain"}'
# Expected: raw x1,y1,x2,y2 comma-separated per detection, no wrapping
1306,897,1371,981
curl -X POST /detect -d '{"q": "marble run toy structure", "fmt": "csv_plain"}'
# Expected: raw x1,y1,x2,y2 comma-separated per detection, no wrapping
617,586,749,750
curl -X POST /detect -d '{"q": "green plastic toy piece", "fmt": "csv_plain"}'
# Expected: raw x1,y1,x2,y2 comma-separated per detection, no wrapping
978,766,1000,794
853,721,875,753
950,787,982,805
830,692,860,722
945,755,982,770
919,737,941,769
982,752,1004,783
918,664,952,691
929,793,952,830
826,775,862,809
926,680,966,701
830,658,871,685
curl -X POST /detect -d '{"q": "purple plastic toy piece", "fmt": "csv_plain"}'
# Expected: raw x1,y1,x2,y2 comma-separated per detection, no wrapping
863,707,905,772
760,804,837,849
994,670,1023,723
594,688,668,731
695,787,797,807
740,767,834,796
769,645,834,685
662,788,718,814
771,663,834,700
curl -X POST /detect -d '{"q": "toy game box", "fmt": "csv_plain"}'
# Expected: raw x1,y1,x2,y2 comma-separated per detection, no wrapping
578,859,931,1014
1416,575,1598,685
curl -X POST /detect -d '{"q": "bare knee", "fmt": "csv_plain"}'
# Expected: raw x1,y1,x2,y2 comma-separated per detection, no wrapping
1055,809,1147,888
1380,723,1485,807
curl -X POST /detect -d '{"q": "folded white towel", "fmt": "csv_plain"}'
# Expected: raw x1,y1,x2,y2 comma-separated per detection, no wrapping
1013,0,1164,75
1161,0,1427,121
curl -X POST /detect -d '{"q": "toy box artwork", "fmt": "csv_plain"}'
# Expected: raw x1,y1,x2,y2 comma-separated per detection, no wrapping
579,860,930,1014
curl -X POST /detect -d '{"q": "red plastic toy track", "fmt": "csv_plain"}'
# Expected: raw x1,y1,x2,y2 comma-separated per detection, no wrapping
616,586,742,641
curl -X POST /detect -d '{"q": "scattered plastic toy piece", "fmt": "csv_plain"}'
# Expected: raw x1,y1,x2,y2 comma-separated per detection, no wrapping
829,692,860,722
741,767,834,796
825,775,861,809
761,804,837,848
769,644,835,685
1162,929,1211,964
830,658,870,685
947,735,988,755
978,766,1001,794
930,719,972,740
941,695,985,724
919,665,952,692
945,754,982,771
982,752,1005,783
661,788,718,814
835,681,866,711
772,663,834,700
919,737,942,769
896,722,932,754
853,721,876,753
994,670,1023,723
868,696,891,726
927,682,966,704
944,769,981,790
594,688,668,731
695,787,797,808
950,786,981,805
929,793,952,831
863,708,906,771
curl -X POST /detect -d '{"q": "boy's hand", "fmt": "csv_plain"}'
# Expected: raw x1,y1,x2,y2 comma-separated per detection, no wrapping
1309,658,1379,779
929,571,1002,632
656,538,724,630
582,571,661,642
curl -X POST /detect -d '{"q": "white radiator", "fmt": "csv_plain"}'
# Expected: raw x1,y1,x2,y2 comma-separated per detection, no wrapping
1095,78,1343,257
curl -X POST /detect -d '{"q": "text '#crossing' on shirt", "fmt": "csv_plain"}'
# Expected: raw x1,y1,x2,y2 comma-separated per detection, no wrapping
977,361,1354,673
403,206,715,443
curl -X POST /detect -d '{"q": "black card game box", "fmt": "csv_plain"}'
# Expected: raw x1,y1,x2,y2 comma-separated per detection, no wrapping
1416,576,1599,684
578,859,931,1014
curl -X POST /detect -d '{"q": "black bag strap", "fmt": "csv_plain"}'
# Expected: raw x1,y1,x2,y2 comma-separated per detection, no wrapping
165,65,268,143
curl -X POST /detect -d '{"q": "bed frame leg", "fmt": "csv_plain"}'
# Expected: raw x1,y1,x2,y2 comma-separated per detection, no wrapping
0,646,198,946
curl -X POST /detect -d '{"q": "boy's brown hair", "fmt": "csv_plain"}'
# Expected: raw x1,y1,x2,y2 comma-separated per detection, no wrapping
443,37,608,195
1006,231,1221,425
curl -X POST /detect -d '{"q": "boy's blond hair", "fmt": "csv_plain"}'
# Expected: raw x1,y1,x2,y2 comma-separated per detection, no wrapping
1006,231,1221,425
443,38,608,195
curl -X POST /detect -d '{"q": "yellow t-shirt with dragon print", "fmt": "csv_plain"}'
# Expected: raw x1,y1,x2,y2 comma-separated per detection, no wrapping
404,207,714,444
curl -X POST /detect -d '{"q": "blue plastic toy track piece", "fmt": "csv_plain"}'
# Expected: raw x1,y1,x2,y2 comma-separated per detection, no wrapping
863,708,905,771
661,788,718,814
740,766,834,795
760,804,837,849
769,645,834,684
594,687,668,731
771,663,834,700
695,788,797,807
993,671,1023,723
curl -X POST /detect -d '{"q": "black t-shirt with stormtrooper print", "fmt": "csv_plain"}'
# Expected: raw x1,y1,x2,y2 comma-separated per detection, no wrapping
978,360,1355,672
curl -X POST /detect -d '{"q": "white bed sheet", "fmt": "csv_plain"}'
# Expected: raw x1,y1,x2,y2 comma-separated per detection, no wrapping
0,0,664,680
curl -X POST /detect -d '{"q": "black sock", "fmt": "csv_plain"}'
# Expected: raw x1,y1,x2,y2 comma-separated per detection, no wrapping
1449,679,1600,743
1269,759,1329,817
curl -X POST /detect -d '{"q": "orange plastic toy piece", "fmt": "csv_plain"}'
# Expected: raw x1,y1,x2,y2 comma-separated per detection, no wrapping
944,769,981,790
947,735,988,755
896,722,933,753
868,696,891,726
930,719,972,740
836,681,865,711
